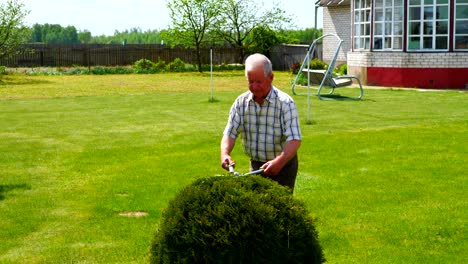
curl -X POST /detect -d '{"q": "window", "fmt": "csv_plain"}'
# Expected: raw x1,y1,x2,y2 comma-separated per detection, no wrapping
373,0,404,50
407,0,450,50
455,0,468,50
354,0,372,49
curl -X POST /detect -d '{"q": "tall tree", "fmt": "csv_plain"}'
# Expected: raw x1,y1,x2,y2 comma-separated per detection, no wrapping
215,0,291,62
62,26,79,44
31,24,80,44
31,23,42,43
78,30,92,44
0,0,30,60
165,0,222,72
246,26,282,57
280,28,323,44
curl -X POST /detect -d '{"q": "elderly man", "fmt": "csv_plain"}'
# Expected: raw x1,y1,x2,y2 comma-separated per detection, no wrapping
220,53,302,190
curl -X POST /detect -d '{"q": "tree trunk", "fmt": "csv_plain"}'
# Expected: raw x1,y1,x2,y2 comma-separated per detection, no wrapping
237,46,245,64
196,45,203,73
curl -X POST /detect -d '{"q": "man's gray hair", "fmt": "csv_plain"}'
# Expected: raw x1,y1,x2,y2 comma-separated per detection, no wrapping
245,53,273,77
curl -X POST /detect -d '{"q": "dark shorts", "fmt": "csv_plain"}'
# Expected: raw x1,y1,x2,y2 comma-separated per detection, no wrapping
250,155,298,191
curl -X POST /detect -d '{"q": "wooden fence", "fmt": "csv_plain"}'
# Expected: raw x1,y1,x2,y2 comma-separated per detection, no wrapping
0,43,320,71
270,44,322,71
0,44,240,68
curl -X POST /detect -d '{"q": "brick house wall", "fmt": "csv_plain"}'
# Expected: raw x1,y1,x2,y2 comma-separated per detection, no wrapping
322,5,351,66
347,52,468,68
348,52,468,88
320,0,468,89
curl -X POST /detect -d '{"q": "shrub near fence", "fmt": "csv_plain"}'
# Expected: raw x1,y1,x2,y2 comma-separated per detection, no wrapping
270,44,322,72
0,44,320,70
0,44,240,68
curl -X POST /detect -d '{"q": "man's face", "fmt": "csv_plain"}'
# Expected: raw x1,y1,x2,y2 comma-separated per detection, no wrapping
246,67,273,100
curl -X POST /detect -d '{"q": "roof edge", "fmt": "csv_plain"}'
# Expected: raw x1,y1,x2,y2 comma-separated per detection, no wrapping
317,0,351,7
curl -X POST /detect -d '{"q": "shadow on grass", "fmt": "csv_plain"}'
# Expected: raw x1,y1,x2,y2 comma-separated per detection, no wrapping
305,120,317,125
0,184,31,201
317,94,362,101
208,98,221,103
200,72,245,78
0,76,52,86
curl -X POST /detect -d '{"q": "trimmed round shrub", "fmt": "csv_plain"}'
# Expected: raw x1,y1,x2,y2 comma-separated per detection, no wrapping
167,58,187,72
149,176,325,263
134,58,156,70
154,57,167,71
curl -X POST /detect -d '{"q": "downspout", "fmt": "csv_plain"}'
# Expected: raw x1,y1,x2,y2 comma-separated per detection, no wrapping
314,0,321,40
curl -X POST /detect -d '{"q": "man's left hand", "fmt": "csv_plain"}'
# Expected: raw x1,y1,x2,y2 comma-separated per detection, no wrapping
260,160,283,176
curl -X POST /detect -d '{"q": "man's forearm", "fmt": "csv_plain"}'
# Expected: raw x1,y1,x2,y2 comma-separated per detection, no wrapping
221,135,235,156
220,135,236,169
273,140,301,168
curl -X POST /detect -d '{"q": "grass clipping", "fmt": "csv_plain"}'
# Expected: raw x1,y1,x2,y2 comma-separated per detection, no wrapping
118,211,148,218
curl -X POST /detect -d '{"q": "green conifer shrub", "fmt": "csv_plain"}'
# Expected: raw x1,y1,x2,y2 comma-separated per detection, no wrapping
167,58,187,72
148,176,325,263
134,58,156,70
154,57,167,71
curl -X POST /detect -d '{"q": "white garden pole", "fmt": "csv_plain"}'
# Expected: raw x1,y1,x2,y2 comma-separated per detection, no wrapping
306,46,312,124
210,47,214,102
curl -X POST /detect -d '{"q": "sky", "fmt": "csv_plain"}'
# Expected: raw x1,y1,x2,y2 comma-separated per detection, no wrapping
20,0,323,36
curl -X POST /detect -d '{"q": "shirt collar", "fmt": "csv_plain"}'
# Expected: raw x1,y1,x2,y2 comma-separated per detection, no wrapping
248,86,277,104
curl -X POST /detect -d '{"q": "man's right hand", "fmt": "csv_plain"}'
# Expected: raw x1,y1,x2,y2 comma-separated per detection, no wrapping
221,157,235,171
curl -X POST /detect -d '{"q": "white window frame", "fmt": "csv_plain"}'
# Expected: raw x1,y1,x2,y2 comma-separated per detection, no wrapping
407,0,450,51
454,0,468,50
373,0,404,50
353,0,373,50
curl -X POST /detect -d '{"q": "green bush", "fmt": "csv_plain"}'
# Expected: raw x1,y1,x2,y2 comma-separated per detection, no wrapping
167,58,187,72
309,58,327,70
337,63,347,75
149,176,325,264
290,62,302,74
290,59,326,75
154,57,167,71
217,63,244,71
113,66,133,74
0,66,7,75
134,58,156,70
90,67,109,75
200,63,244,72
292,59,330,86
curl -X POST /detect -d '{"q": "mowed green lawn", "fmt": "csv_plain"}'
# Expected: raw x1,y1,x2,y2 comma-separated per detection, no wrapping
0,72,466,263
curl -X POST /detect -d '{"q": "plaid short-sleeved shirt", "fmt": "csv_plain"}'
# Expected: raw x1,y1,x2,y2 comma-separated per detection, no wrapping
223,86,302,162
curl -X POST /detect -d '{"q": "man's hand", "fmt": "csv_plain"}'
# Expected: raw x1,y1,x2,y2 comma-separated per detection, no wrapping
261,139,301,176
260,160,282,176
221,157,235,171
